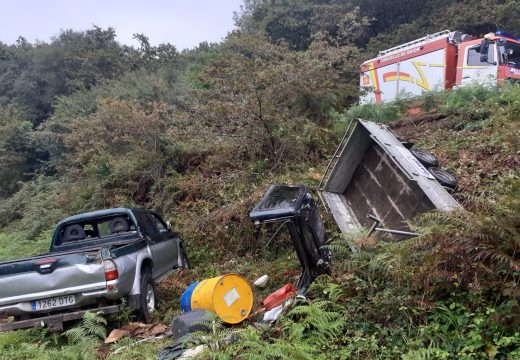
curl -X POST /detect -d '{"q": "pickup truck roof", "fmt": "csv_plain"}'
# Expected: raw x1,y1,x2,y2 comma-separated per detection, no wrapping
58,208,144,224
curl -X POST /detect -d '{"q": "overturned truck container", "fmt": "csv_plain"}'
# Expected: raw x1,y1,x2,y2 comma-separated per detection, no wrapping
319,119,460,246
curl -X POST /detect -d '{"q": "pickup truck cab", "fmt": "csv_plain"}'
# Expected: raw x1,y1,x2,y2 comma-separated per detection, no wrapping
0,208,188,331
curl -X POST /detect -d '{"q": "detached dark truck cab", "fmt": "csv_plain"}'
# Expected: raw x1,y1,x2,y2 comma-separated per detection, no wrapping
0,208,188,332
250,185,331,293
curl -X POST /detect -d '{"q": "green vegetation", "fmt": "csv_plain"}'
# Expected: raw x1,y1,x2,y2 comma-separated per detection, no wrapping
0,0,519,358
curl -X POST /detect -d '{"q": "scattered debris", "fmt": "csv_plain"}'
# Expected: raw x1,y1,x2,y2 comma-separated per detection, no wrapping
170,310,214,342
263,283,296,311
253,274,269,288
113,333,170,355
262,304,286,323
248,284,297,322
178,345,207,359
105,322,169,344
159,310,240,360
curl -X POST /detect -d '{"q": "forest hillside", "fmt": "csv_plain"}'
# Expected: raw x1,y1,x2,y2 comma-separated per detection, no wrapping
0,0,519,358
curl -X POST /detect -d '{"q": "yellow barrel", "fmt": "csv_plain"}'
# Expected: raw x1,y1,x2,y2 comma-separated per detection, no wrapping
190,274,253,324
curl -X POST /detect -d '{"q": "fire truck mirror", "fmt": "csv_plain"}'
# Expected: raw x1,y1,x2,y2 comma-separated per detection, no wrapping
480,38,490,62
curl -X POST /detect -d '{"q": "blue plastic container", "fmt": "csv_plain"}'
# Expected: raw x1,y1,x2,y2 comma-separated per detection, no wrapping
180,281,200,312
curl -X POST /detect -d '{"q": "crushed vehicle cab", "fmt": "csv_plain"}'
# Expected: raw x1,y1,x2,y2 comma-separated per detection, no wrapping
250,185,331,293
0,208,188,332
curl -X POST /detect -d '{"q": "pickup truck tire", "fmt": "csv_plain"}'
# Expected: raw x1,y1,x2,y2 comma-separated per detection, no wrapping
180,246,190,270
428,167,458,189
137,269,156,323
410,148,440,168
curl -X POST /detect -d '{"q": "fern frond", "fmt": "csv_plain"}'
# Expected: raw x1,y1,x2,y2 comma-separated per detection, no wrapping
63,311,107,344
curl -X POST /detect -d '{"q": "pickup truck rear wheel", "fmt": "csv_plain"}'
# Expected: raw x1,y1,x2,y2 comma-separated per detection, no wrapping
137,270,156,323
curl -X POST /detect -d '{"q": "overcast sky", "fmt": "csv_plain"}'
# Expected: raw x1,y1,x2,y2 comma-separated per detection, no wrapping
0,0,244,50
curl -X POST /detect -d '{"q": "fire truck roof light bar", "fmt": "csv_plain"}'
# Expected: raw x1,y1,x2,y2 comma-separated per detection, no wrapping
377,30,452,57
495,31,520,42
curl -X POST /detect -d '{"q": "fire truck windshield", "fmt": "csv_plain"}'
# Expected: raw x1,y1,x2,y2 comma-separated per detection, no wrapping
505,41,520,68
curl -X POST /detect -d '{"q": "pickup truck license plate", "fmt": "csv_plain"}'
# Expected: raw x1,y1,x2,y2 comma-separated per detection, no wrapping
31,295,76,311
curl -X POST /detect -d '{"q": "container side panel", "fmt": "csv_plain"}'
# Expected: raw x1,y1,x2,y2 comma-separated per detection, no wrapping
323,125,372,193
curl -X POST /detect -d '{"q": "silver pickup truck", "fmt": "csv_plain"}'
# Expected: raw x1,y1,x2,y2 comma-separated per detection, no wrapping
0,208,188,331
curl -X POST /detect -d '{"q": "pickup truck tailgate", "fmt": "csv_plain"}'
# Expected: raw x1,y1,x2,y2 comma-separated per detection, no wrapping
0,252,107,306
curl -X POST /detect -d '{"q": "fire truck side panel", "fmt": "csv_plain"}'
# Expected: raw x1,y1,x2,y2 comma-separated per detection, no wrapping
391,49,447,98
361,49,447,104
377,63,400,102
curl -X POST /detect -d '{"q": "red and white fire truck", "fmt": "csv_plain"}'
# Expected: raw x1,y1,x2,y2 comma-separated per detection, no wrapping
360,30,520,104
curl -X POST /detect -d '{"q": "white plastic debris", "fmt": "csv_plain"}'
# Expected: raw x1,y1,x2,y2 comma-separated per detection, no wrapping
179,345,207,359
253,275,269,288
262,304,284,323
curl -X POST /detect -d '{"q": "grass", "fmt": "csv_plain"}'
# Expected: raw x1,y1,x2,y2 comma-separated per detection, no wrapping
0,229,53,261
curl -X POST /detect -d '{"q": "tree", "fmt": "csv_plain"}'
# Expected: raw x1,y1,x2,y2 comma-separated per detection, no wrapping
0,108,38,197
192,33,359,168
61,99,175,208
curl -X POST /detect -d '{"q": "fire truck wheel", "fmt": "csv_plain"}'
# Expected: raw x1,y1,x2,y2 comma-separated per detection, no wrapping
429,167,458,190
410,148,440,168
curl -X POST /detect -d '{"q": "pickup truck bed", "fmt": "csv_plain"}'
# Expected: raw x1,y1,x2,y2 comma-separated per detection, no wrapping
0,238,137,316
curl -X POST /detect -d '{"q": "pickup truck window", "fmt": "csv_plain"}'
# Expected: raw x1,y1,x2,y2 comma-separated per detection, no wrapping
134,211,159,236
150,213,168,233
57,214,136,245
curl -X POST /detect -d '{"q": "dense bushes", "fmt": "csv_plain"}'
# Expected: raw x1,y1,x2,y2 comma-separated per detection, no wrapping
0,1,519,358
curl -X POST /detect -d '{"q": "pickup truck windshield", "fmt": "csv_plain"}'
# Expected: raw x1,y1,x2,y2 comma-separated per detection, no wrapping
56,214,137,246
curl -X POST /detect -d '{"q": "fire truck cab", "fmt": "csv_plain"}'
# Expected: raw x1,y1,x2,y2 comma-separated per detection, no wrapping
360,30,520,104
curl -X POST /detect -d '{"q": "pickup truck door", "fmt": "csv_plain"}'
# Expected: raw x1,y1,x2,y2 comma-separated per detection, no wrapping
150,212,180,269
135,211,177,279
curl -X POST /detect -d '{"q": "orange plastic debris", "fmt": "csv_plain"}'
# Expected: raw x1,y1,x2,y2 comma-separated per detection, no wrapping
262,283,296,311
